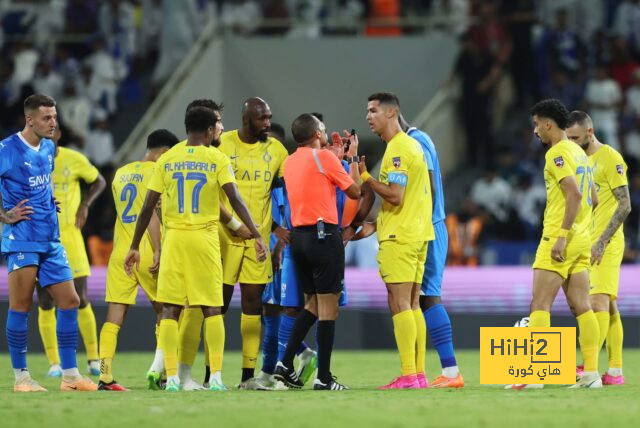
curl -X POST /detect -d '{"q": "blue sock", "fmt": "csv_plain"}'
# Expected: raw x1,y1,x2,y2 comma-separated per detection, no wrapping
57,308,78,370
424,304,457,368
278,314,309,361
6,309,29,369
261,315,280,374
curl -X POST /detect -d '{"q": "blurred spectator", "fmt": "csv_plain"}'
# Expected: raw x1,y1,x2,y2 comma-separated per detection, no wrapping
287,0,323,38
365,0,401,37
609,37,640,90
624,69,640,161
501,0,537,107
30,0,66,50
84,37,128,114
324,0,364,36
450,30,499,167
537,0,603,43
64,0,99,58
85,109,115,167
58,82,92,140
140,0,163,58
99,0,136,60
612,0,640,58
541,8,586,79
446,197,483,266
221,0,261,36
10,41,39,86
585,63,623,150
541,69,583,111
511,173,546,239
624,173,640,262
430,0,469,36
470,167,512,224
32,60,63,100
260,0,290,36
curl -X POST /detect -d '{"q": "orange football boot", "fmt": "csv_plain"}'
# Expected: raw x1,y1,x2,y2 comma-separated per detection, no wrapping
61,376,98,391
430,373,465,388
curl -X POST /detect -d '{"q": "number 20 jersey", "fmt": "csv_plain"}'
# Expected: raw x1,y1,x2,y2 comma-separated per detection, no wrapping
111,161,156,254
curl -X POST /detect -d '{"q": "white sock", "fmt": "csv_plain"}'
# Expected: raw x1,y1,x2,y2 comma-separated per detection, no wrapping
14,368,29,381
442,366,459,378
299,348,316,360
208,371,222,385
150,348,164,373
582,371,599,379
178,363,192,381
608,368,623,376
63,368,81,378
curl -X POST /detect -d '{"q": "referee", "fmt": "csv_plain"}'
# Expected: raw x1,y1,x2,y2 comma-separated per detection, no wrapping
274,113,361,391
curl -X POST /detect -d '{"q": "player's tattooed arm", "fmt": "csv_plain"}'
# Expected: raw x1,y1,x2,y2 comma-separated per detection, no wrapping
592,185,631,264
0,199,34,224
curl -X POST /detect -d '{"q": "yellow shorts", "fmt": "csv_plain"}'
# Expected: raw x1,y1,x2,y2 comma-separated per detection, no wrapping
590,236,623,299
59,226,90,278
157,227,223,307
221,238,272,286
106,238,157,305
532,234,590,280
377,240,428,284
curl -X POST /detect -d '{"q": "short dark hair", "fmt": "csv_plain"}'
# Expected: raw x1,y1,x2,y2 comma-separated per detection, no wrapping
147,129,179,149
291,113,320,144
24,94,56,113
567,110,593,129
185,106,217,133
368,92,400,108
185,99,223,114
530,99,570,130
311,112,324,122
270,122,286,142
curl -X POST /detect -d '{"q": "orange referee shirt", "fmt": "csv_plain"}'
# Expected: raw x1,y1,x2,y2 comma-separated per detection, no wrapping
284,147,354,227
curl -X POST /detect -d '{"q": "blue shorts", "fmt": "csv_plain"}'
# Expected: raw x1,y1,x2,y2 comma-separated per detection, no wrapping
262,268,282,305
280,253,348,308
421,220,448,297
5,242,74,287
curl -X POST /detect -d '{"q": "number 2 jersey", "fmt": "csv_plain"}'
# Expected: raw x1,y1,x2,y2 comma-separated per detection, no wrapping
0,133,59,253
542,140,592,238
111,160,156,256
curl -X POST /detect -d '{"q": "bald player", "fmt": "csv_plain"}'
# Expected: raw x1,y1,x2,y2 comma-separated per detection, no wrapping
217,97,289,389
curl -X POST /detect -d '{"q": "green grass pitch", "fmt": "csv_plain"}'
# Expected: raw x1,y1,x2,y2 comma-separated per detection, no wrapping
1,349,638,428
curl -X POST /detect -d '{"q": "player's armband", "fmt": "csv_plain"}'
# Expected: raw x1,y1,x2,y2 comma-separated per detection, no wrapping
387,172,407,186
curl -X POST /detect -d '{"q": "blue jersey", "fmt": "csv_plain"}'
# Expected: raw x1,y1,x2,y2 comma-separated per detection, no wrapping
0,133,59,253
407,127,445,224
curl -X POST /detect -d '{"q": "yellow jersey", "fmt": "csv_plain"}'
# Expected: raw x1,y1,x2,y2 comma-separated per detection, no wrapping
52,147,99,228
112,161,155,252
377,131,434,243
218,130,288,243
148,144,236,230
542,140,593,238
589,144,628,243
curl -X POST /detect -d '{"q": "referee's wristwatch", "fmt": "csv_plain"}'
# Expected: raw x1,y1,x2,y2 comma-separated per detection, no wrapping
347,155,360,164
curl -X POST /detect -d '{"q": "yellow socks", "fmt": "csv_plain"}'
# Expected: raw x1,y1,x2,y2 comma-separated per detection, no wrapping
392,310,417,376
595,311,610,350
240,314,261,369
204,315,225,375
607,312,623,369
38,307,59,365
99,322,120,384
576,310,600,372
413,309,426,374
78,304,99,361
160,319,179,377
529,310,550,327
178,308,203,366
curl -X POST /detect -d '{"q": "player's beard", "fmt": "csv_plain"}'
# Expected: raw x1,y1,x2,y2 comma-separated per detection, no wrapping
211,138,221,147
250,121,268,142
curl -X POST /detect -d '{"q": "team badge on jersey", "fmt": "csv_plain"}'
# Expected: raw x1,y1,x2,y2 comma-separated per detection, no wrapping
263,152,272,163
616,164,624,175
392,157,401,168
554,156,564,168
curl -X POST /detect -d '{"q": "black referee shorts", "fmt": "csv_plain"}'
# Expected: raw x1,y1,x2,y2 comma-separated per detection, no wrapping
291,224,344,296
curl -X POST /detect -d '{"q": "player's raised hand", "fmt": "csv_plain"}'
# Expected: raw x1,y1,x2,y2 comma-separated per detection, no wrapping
124,249,141,276
3,199,33,223
149,248,161,274
590,240,605,265
75,203,89,229
551,237,567,263
328,132,345,160
254,237,267,262
344,130,358,157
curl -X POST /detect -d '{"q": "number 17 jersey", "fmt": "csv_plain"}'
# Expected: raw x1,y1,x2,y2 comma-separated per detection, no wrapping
112,161,156,253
